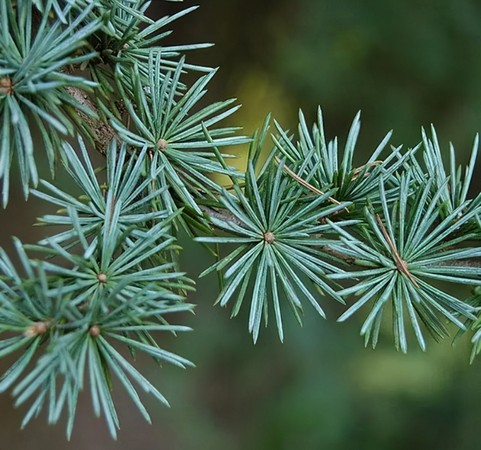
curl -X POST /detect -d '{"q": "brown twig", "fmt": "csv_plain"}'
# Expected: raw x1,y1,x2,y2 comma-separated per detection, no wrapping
351,161,383,179
375,213,419,287
275,156,342,206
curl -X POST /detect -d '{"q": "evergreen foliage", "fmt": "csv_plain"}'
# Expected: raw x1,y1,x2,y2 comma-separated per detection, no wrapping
1,0,481,438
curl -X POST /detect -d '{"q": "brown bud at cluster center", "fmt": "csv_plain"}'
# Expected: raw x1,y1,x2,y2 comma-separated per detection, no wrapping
89,325,101,337
263,231,275,244
97,272,108,284
157,138,168,151
24,321,49,337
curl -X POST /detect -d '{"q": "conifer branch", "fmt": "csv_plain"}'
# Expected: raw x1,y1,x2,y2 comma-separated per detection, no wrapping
2,0,481,438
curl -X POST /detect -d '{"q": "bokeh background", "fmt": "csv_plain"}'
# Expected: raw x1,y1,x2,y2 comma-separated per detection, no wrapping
3,0,481,448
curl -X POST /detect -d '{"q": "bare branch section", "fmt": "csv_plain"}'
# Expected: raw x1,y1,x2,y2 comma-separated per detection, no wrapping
200,205,246,228
65,86,116,151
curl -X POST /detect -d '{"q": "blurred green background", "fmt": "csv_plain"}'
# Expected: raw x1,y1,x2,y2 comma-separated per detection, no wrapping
3,0,481,448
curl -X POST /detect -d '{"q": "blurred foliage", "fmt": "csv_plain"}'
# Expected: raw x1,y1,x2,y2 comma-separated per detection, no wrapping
2,0,481,448
273,0,481,152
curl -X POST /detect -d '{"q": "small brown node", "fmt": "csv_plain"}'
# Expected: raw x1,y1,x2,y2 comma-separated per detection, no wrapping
97,272,108,284
0,77,13,95
264,231,275,244
24,321,49,337
89,325,101,337
157,138,168,151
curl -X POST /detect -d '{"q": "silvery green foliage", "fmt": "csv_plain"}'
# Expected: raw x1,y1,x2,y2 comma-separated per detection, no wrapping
1,0,481,439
